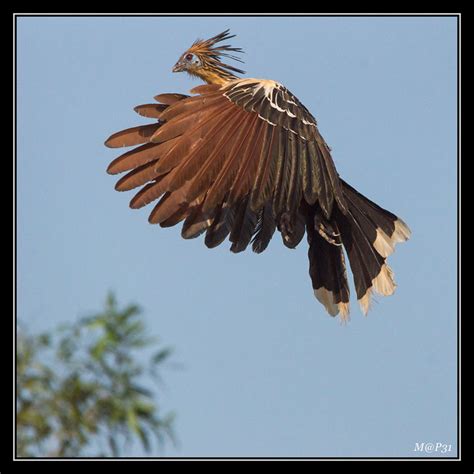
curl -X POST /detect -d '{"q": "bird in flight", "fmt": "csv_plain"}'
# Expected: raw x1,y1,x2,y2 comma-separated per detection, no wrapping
105,30,411,321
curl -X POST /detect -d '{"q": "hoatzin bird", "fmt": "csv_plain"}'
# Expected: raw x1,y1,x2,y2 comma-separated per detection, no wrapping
105,30,411,320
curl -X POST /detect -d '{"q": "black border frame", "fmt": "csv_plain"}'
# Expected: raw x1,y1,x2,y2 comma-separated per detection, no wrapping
11,12,463,465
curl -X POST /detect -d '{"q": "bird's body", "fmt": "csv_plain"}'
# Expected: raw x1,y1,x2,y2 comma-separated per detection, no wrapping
105,30,410,320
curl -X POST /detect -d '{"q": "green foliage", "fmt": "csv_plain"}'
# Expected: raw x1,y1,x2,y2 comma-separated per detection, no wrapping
17,292,176,457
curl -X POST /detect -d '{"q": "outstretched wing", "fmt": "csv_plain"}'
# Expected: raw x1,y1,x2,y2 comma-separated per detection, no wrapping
105,78,346,253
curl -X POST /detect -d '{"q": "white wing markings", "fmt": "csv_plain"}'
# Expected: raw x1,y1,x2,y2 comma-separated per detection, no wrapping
223,78,316,136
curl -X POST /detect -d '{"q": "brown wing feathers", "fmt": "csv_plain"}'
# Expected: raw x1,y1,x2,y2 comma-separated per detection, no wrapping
134,103,168,119
105,84,300,252
204,114,260,212
105,123,162,149
105,77,409,319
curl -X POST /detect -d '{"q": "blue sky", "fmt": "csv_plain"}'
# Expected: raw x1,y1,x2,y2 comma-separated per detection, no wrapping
17,16,458,458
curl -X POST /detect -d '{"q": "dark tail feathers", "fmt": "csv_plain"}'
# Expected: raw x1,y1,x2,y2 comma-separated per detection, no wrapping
307,179,411,320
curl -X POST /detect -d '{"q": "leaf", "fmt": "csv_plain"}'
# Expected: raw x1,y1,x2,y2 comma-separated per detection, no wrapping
152,347,173,365
82,317,106,330
130,384,153,398
90,337,109,360
137,426,151,453
106,291,117,310
133,400,155,418
108,434,119,457
127,408,139,435
37,333,51,347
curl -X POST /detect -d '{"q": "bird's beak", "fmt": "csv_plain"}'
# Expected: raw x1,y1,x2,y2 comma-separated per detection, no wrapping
172,61,185,73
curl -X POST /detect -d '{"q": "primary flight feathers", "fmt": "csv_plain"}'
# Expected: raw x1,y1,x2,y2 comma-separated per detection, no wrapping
105,30,411,321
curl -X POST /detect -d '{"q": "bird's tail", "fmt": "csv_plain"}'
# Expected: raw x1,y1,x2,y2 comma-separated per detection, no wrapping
306,179,411,320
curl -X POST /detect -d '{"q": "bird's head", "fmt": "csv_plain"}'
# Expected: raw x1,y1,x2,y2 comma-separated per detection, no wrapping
172,29,245,85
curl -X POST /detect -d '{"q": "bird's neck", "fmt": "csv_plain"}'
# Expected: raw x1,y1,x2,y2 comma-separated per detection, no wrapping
192,69,237,86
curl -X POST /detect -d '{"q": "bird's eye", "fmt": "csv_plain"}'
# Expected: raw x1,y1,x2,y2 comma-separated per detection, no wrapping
185,53,194,61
